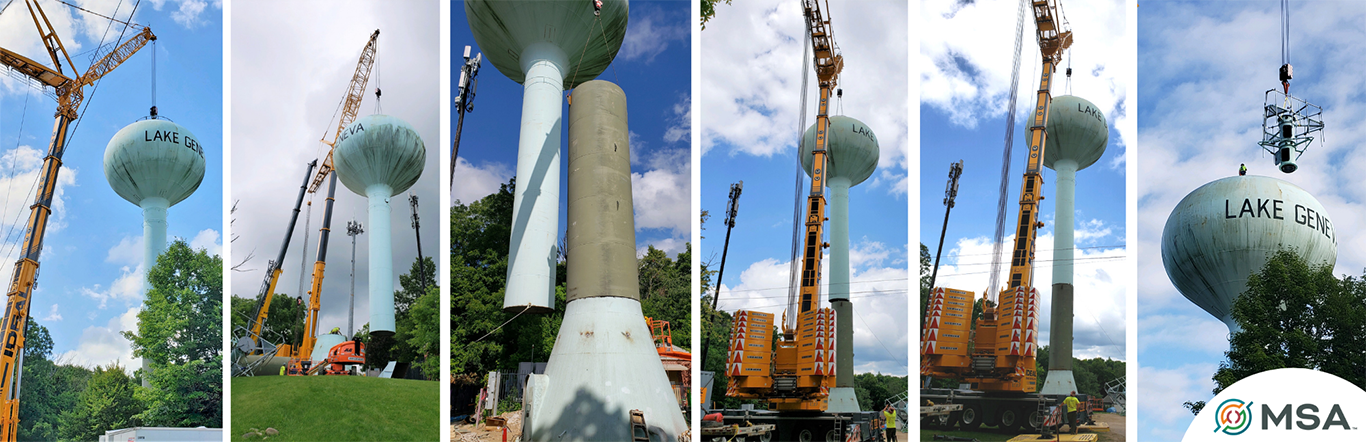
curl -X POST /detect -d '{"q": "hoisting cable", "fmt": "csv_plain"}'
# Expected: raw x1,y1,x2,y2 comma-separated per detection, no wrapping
1280,0,1292,94
987,0,1029,305
58,0,141,29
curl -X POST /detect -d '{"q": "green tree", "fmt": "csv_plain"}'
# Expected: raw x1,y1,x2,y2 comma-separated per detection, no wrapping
389,256,439,369
123,240,222,427
1183,250,1366,415
59,364,141,441
919,243,931,326
230,293,306,350
639,245,692,349
406,285,441,379
18,318,94,442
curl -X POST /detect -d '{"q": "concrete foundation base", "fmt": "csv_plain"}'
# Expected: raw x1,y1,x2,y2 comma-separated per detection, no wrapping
1040,369,1078,396
523,297,687,441
826,387,862,412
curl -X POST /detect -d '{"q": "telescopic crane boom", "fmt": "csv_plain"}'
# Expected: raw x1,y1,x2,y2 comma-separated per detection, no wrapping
726,0,842,412
246,160,317,352
288,30,378,374
0,1,155,438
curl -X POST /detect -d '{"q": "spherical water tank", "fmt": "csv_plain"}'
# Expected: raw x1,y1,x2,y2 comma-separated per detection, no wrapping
333,114,426,197
103,118,206,207
465,0,628,88
1161,176,1337,332
800,115,879,186
1044,95,1108,171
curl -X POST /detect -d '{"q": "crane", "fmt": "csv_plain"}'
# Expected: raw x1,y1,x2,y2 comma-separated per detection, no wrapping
234,30,378,376
0,1,155,437
920,0,1074,432
727,0,841,413
287,30,379,375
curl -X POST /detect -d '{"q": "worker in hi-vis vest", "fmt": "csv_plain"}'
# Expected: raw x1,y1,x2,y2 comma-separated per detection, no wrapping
1063,391,1081,434
883,404,897,442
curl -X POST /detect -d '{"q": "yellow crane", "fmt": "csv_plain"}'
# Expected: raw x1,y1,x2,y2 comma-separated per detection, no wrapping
250,29,378,375
727,0,841,412
0,1,155,438
920,0,1073,433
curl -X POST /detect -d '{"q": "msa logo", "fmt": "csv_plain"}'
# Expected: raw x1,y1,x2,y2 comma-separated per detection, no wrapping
1215,398,1354,435
1261,403,1352,430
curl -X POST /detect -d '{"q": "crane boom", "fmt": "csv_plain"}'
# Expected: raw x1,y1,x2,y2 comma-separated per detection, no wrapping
0,1,155,438
791,0,841,331
247,160,317,351
309,29,380,193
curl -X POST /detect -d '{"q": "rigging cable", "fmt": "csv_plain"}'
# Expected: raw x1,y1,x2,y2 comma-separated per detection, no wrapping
987,0,1029,303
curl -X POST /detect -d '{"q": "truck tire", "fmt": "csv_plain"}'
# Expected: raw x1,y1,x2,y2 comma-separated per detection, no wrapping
1023,406,1045,431
959,404,984,430
999,407,1022,431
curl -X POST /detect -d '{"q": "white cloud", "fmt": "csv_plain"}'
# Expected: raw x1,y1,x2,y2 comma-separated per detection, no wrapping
451,158,511,206
79,264,144,309
148,0,221,29
106,234,143,266
919,0,1131,160
663,95,690,144
58,306,141,369
702,0,908,196
637,237,687,259
189,228,222,256
631,168,689,236
0,145,76,283
1138,363,1218,440
618,6,687,63
40,303,61,321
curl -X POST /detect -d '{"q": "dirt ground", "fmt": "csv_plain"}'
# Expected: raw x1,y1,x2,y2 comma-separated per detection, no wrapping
450,411,523,442
1094,413,1125,442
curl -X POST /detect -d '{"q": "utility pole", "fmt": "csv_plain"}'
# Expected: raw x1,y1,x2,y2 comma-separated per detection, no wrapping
347,220,364,339
701,181,742,369
410,194,427,292
451,45,483,184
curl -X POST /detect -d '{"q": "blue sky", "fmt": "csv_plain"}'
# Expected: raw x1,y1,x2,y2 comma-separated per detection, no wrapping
0,0,223,369
1137,2,1366,440
450,0,692,258
702,0,910,376
918,0,1129,368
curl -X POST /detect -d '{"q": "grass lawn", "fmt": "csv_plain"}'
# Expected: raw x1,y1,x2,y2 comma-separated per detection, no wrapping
232,375,439,441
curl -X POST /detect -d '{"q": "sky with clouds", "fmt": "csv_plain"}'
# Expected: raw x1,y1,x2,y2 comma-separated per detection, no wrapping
702,0,910,377
0,0,223,370
918,0,1130,373
450,1,692,258
229,0,438,341
1137,2,1366,440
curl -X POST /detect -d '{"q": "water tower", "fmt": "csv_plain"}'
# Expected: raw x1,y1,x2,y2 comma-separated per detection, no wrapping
1162,176,1336,333
799,115,878,411
332,114,426,337
1038,95,1107,395
104,116,206,385
465,0,628,313
522,80,686,441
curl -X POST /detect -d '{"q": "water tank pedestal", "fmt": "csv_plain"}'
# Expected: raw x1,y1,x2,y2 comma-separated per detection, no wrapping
465,0,629,314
